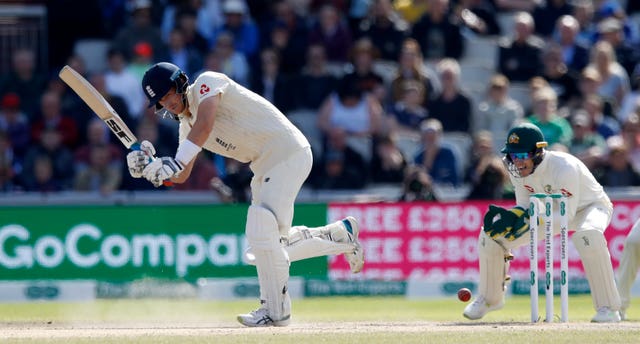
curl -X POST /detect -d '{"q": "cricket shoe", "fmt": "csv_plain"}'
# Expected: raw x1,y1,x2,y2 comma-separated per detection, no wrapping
329,217,364,273
237,306,290,327
463,296,504,320
591,307,621,323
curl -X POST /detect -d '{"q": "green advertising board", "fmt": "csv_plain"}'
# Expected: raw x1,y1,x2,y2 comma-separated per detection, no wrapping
0,204,328,282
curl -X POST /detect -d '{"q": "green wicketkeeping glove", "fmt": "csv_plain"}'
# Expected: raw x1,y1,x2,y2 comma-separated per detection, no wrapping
483,205,530,241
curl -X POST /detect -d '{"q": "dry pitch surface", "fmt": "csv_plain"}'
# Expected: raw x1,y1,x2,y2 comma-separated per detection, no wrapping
1,297,639,343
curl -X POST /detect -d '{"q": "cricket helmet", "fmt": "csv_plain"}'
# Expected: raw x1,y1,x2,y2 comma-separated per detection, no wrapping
501,123,548,178
501,122,547,154
142,62,189,111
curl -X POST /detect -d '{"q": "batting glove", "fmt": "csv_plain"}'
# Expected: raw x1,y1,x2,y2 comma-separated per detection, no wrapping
142,156,184,187
126,140,156,178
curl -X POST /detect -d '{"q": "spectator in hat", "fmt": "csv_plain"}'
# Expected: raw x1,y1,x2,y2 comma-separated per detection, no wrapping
210,0,259,60
413,118,460,186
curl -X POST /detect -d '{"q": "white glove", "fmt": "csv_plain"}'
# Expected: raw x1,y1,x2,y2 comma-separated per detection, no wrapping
142,156,184,187
126,140,156,178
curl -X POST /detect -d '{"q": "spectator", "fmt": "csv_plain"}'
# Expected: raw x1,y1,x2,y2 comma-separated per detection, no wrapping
211,31,250,87
553,15,590,74
250,48,294,113
428,58,472,134
0,93,30,161
73,143,123,195
497,11,545,82
104,48,147,120
74,118,124,171
210,0,260,61
260,1,309,76
30,91,79,150
398,164,437,202
85,72,133,136
573,66,616,118
465,130,509,200
527,87,573,147
387,79,429,135
619,113,640,173
618,75,640,124
541,42,580,108
292,44,338,111
310,127,368,190
410,0,465,61
128,41,156,83
353,0,409,62
340,37,386,102
389,38,438,107
568,110,608,169
593,137,640,186
172,6,213,56
20,127,75,191
532,0,574,38
369,133,407,184
308,4,353,63
317,77,384,139
0,131,17,192
160,0,218,46
595,17,640,80
580,93,620,140
0,48,48,120
571,0,598,47
588,40,630,109
111,0,168,62
474,74,524,153
413,118,459,186
166,28,203,79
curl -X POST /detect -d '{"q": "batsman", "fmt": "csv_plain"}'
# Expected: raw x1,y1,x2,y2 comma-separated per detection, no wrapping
127,62,364,327
463,123,621,323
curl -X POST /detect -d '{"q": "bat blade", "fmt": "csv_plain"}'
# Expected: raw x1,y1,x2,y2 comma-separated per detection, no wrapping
58,65,137,149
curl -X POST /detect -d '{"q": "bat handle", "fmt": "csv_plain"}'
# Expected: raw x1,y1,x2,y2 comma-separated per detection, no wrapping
130,143,174,187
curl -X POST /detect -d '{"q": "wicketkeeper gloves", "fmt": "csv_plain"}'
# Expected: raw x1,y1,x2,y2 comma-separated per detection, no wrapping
483,205,531,241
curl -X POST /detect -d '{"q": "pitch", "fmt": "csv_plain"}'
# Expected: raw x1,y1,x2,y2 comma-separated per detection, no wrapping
1,296,639,343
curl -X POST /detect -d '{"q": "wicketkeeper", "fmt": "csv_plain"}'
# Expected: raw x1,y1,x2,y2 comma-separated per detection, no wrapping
126,62,365,327
463,123,622,322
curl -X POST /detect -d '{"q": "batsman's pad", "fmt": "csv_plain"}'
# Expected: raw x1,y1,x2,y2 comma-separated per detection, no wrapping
246,205,291,321
483,205,531,241
572,230,621,311
244,225,355,265
477,231,511,305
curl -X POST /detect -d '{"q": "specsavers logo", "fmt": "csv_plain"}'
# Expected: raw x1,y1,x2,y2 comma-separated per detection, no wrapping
0,224,247,277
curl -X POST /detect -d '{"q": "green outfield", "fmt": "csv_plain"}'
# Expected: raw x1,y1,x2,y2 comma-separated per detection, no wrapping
1,295,639,343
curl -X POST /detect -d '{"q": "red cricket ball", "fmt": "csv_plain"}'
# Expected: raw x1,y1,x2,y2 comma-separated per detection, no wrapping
457,288,472,302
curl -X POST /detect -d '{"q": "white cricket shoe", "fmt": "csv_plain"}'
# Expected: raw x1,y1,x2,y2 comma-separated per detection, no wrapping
339,217,364,273
237,306,290,327
463,296,504,320
591,307,621,323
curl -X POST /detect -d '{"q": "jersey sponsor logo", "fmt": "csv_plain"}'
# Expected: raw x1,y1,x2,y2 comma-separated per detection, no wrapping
199,84,210,95
215,137,236,151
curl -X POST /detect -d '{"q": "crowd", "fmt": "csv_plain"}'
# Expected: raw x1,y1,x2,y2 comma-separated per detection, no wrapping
1,0,639,202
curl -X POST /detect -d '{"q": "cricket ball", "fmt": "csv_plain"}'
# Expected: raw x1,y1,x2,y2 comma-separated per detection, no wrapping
457,288,472,302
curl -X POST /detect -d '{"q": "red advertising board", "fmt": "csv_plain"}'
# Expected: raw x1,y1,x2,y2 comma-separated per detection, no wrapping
328,201,640,282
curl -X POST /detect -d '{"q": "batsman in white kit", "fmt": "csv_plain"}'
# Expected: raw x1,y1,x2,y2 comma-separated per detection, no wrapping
126,62,364,327
464,123,621,323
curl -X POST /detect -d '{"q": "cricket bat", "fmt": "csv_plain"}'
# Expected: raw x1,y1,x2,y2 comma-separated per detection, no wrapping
58,65,172,186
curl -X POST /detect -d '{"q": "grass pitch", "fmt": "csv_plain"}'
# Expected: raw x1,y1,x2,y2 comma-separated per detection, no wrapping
1,295,639,343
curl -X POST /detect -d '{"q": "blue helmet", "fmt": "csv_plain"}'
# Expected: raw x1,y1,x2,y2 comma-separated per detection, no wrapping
141,62,188,110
